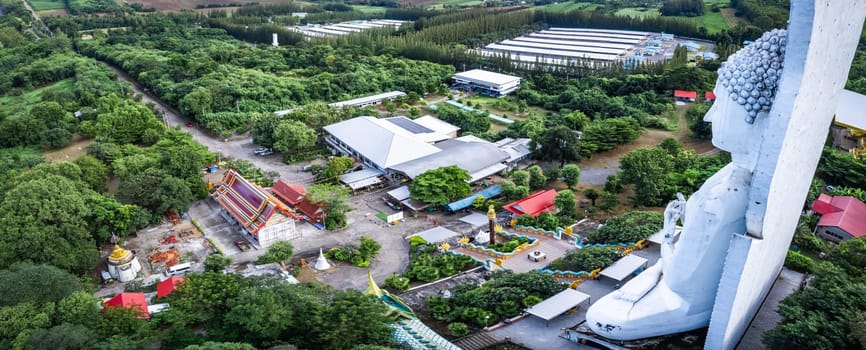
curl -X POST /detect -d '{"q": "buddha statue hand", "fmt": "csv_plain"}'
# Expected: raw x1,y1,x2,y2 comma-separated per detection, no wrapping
662,193,686,242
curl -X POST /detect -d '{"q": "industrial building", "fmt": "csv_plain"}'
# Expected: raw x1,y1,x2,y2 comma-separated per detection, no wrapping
291,19,407,38
324,116,533,191
452,69,522,97
275,91,406,116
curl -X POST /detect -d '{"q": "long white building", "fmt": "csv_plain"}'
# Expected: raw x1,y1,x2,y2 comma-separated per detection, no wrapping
452,69,521,97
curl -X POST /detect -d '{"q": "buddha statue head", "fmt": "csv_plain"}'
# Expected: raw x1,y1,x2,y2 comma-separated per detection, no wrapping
704,29,787,170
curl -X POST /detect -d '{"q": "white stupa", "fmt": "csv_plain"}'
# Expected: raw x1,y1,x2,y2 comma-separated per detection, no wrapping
107,245,142,282
314,248,331,270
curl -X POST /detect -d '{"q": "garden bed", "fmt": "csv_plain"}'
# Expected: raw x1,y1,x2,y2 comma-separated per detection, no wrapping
463,232,538,259
385,238,480,291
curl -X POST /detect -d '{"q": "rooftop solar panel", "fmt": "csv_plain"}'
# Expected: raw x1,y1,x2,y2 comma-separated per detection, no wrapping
386,117,434,134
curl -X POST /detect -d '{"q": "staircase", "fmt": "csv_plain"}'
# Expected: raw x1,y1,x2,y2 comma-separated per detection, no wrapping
453,332,500,350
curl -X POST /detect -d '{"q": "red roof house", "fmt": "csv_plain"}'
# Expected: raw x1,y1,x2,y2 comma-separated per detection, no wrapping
705,91,716,102
271,180,325,225
105,292,149,319
273,180,306,206
674,90,697,101
503,190,558,217
812,194,866,243
157,276,185,298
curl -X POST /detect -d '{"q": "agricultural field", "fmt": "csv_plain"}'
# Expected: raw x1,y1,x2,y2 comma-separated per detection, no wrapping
0,79,75,119
538,1,601,13
350,5,388,15
27,0,65,11
614,7,660,19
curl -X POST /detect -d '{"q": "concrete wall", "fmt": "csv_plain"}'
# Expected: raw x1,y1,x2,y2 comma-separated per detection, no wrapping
705,1,866,349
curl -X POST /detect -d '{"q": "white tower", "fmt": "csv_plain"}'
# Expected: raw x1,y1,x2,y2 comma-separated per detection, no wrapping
272,33,278,47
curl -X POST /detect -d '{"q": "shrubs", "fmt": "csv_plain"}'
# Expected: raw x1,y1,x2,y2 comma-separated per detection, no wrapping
327,236,381,267
448,322,469,337
486,236,532,253
384,274,410,291
402,252,477,283
515,211,573,231
546,247,621,272
426,271,562,328
588,211,663,244
785,250,814,273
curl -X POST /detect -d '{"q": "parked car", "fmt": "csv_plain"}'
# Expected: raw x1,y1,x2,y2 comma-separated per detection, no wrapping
254,148,273,156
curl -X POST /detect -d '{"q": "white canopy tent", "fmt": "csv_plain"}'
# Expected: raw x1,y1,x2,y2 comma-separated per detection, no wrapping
525,289,591,325
600,254,648,282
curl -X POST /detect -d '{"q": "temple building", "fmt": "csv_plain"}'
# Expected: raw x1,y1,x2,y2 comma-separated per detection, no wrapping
812,194,866,243
106,245,142,282
212,170,300,248
503,190,557,217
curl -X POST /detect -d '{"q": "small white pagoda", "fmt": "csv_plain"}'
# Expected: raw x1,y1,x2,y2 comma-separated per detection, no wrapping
107,245,142,282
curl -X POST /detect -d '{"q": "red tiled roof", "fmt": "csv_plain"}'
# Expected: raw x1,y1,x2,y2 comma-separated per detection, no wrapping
212,170,278,234
105,292,149,319
503,190,557,217
674,90,697,99
157,276,185,298
273,180,306,205
297,198,325,223
705,91,716,100
812,194,866,238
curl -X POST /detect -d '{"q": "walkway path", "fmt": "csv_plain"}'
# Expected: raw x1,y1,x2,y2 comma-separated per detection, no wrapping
19,0,49,36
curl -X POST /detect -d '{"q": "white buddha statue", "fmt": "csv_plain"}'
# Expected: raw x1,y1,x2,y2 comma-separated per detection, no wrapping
585,29,787,341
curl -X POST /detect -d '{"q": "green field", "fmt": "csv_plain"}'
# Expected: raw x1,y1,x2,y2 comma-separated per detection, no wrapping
350,5,387,15
0,79,75,119
539,1,601,13
27,0,66,11
614,7,660,18
427,0,483,9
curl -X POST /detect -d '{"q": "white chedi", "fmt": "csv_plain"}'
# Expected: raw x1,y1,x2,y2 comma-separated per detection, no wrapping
314,248,331,270
107,245,142,283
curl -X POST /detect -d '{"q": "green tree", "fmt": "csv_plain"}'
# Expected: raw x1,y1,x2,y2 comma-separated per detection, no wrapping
320,156,355,184
26,323,96,350
0,175,99,273
510,169,530,188
561,164,580,188
204,254,233,272
183,342,258,350
257,241,294,267
583,188,600,206
527,165,547,190
448,322,469,337
306,184,351,229
535,125,581,166
598,191,619,212
409,166,471,206
588,211,663,244
311,290,395,350
39,128,73,149
93,95,164,145
554,190,577,218
56,292,101,328
500,180,529,201
0,263,84,307
73,155,108,193
686,103,712,140
226,288,294,342
273,120,317,154
620,147,675,206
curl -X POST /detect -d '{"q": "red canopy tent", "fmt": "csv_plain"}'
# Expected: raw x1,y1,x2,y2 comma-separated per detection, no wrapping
674,90,698,101
157,276,186,298
105,292,149,319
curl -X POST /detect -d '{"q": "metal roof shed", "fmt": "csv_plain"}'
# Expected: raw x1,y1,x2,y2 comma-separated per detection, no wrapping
526,289,591,324
600,254,648,282
444,185,503,212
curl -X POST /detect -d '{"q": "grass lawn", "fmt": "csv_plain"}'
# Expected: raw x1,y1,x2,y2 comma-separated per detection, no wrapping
0,79,75,119
614,7,659,18
539,1,601,13
28,0,65,10
426,0,482,9
350,5,387,15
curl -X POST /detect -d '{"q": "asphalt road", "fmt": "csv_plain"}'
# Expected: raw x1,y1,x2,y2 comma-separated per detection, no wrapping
102,62,316,186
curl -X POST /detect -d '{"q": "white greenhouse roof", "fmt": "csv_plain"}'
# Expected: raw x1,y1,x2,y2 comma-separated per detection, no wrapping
453,69,521,86
513,36,632,50
329,91,406,108
538,30,646,41
485,44,621,61
499,39,626,55
600,254,648,282
547,27,651,36
526,289,591,321
528,33,641,45
836,89,866,129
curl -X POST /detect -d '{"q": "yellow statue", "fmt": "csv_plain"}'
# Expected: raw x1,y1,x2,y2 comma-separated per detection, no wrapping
487,204,495,220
